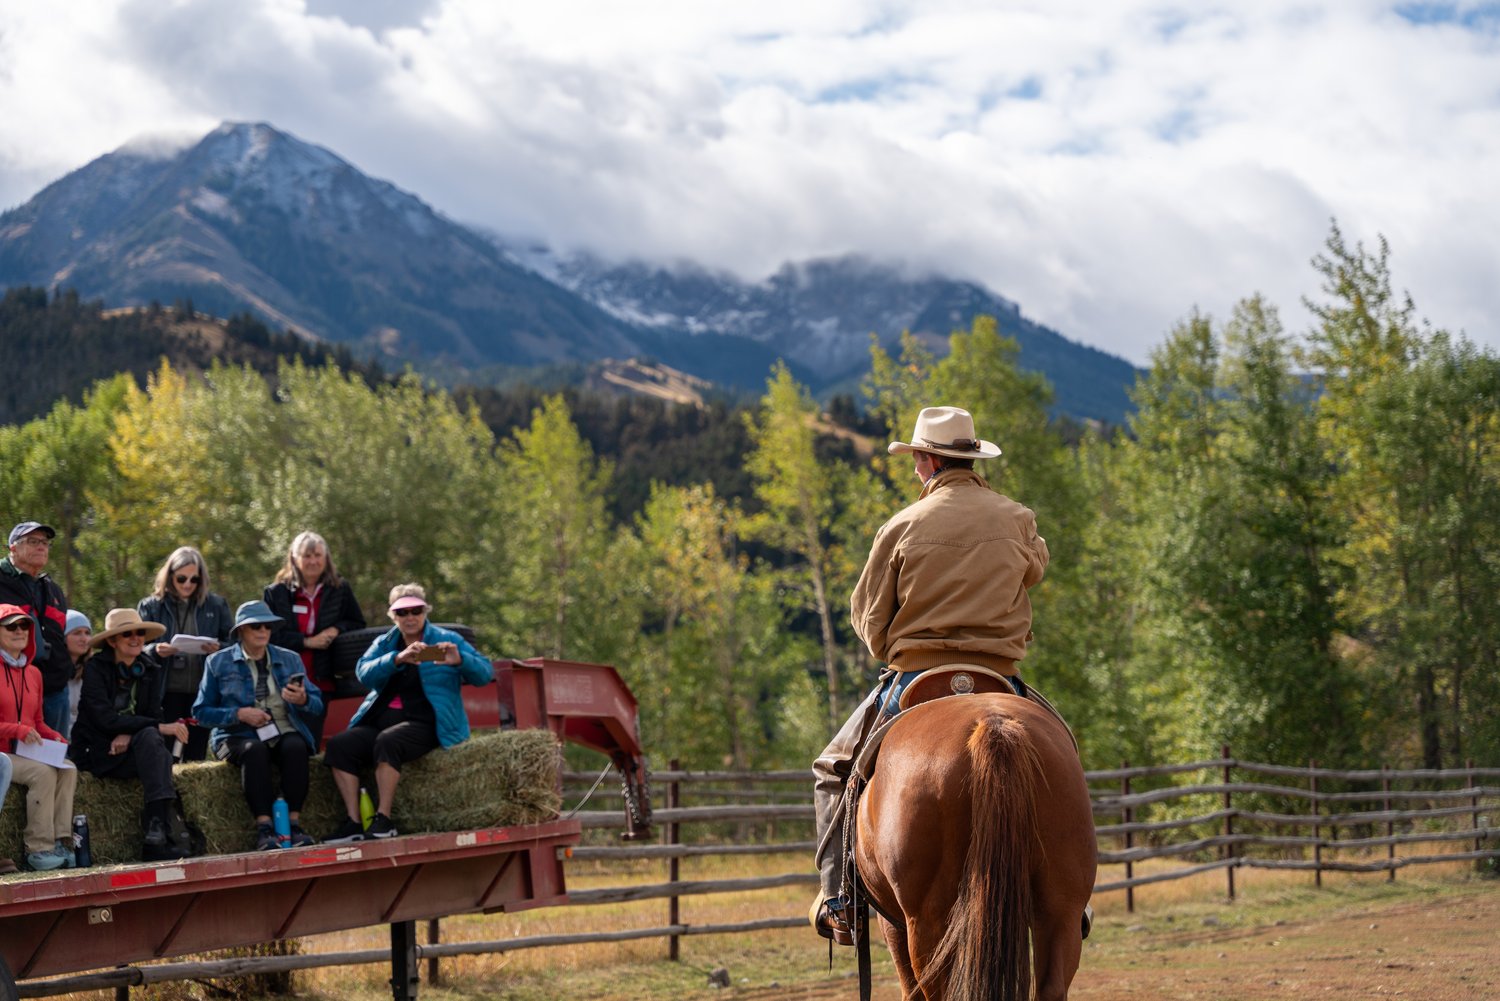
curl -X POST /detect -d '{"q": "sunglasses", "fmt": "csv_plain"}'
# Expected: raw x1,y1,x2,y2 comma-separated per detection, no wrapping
120,629,150,639
174,574,200,585
242,623,273,631
392,607,425,617
1,622,30,632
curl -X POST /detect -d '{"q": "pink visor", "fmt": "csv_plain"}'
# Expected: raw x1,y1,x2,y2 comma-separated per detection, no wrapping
389,595,429,613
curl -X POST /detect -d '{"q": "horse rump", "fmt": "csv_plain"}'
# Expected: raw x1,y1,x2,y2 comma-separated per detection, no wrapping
918,711,1041,1001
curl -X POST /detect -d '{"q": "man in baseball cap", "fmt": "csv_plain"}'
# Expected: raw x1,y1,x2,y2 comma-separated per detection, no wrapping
0,521,72,737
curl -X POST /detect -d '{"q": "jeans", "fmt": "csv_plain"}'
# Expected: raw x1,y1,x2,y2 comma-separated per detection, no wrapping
43,690,71,739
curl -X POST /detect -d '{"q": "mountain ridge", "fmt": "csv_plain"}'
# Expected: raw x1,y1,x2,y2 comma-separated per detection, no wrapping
0,121,1141,423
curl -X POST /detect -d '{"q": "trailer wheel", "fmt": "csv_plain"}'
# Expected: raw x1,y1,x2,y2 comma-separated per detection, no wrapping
330,624,481,677
0,952,19,1001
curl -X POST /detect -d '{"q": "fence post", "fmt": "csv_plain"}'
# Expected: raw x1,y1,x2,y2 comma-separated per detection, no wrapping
1469,758,1482,863
1310,758,1321,889
667,758,681,961
426,918,441,986
1222,743,1235,901
1122,760,1134,914
1382,766,1394,883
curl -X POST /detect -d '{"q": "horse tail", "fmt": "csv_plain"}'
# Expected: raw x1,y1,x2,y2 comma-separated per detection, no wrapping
919,711,1041,1001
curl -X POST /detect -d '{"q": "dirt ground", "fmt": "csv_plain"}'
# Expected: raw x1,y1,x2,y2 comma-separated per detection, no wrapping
1069,888,1500,1000
734,879,1500,1001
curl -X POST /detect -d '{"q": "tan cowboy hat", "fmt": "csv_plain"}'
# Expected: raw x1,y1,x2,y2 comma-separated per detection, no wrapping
90,607,167,647
887,406,1002,460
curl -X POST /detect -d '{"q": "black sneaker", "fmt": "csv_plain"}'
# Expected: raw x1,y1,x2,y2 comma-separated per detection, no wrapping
365,813,397,839
255,823,280,851
323,817,366,844
288,823,317,848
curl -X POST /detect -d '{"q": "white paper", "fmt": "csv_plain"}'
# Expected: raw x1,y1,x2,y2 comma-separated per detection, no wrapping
169,634,219,655
255,722,280,741
14,737,75,769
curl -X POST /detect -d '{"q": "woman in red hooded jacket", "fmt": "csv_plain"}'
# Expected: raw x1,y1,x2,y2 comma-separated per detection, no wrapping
0,602,78,870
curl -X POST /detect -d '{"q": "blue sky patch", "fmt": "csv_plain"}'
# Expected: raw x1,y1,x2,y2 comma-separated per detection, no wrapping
1395,2,1500,29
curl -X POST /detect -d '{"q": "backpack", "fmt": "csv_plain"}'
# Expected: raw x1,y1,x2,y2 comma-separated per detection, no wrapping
167,793,208,858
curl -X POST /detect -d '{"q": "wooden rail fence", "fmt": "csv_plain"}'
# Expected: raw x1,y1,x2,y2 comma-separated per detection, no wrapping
16,751,1499,997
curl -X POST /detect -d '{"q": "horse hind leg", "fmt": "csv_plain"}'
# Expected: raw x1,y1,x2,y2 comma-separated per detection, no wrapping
1031,908,1084,1001
880,917,925,1001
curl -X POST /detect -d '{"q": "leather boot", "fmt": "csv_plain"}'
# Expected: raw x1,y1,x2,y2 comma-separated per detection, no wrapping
809,895,857,946
142,816,186,862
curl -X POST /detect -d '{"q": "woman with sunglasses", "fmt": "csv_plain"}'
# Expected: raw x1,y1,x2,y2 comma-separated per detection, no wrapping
322,584,492,843
196,601,325,851
0,603,78,870
69,608,193,861
137,547,233,761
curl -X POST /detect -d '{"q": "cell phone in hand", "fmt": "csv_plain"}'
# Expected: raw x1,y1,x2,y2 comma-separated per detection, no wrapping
286,673,306,688
415,645,448,662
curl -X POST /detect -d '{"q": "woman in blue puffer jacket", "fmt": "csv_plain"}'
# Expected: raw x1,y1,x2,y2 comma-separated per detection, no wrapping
321,583,491,843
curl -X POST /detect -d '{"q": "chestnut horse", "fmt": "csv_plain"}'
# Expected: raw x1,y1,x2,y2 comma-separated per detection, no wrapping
855,693,1096,1001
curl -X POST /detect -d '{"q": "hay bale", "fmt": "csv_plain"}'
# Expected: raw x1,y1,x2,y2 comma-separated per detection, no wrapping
1,728,562,868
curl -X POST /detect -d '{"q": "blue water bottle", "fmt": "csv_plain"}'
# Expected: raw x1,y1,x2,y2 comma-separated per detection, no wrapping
272,797,291,848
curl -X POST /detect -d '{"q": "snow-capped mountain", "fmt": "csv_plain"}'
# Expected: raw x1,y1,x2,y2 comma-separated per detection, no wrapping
0,122,1138,421
0,122,639,367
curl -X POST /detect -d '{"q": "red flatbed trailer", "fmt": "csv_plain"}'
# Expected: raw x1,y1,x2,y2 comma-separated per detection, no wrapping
0,658,652,1001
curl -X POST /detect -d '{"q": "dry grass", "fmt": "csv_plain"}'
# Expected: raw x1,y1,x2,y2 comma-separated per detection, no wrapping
285,846,1500,1000
20,836,1495,999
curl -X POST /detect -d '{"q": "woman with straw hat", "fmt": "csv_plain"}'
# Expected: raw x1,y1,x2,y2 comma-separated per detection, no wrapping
68,608,192,861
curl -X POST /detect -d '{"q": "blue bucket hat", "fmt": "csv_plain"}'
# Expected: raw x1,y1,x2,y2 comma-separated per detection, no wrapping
232,600,283,636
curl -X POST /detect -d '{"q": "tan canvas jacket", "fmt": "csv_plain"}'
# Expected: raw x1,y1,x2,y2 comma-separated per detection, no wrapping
850,468,1048,674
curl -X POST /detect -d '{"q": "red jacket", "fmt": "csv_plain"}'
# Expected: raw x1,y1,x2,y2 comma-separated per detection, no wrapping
0,600,63,752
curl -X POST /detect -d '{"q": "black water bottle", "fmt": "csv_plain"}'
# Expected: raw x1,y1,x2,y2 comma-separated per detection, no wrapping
73,814,92,868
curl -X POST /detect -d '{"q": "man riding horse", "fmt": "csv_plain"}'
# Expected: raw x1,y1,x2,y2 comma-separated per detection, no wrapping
811,405,1058,944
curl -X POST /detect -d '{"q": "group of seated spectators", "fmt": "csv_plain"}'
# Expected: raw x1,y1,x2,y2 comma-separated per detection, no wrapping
0,521,493,874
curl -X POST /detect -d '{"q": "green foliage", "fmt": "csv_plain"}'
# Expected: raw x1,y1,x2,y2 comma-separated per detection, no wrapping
632,483,820,769
4,224,1499,772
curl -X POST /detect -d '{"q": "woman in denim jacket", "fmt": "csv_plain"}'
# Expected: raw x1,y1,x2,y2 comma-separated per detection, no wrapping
195,601,325,851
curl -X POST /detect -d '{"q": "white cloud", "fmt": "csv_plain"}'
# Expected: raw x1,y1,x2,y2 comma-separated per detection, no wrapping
1,0,1497,363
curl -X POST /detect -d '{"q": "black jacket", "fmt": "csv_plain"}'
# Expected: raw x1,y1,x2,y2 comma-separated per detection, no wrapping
69,648,168,774
137,592,234,695
0,557,72,696
263,579,366,683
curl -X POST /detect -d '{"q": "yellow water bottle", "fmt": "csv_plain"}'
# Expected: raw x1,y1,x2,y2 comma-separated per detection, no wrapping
359,787,375,831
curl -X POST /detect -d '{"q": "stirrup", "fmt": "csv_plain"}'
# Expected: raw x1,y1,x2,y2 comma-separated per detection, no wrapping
809,896,856,947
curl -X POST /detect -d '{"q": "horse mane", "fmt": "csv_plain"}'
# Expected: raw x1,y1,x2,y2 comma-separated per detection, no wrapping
919,712,1041,1001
